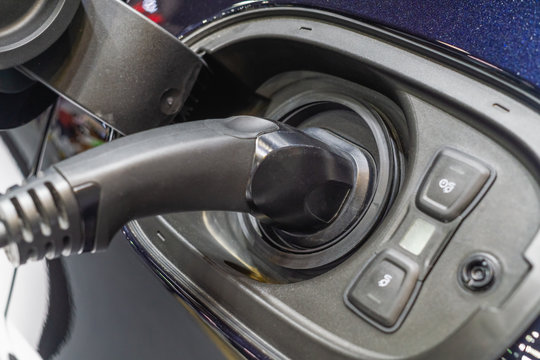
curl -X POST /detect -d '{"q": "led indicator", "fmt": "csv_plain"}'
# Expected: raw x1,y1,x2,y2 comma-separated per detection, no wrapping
399,218,436,256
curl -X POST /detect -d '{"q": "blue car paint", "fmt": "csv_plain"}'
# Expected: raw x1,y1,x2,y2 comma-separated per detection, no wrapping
140,0,539,89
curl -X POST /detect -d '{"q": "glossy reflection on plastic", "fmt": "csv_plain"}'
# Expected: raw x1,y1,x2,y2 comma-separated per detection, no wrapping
39,98,113,170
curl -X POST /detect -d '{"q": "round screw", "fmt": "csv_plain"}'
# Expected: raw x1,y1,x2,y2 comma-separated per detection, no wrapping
459,253,499,292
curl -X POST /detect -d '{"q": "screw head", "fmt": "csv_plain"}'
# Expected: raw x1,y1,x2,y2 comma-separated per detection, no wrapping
459,253,499,292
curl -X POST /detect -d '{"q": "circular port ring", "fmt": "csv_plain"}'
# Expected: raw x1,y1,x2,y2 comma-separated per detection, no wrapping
237,73,403,269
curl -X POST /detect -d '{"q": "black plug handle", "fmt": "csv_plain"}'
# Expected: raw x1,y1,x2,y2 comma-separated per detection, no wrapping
0,117,359,265
248,130,356,233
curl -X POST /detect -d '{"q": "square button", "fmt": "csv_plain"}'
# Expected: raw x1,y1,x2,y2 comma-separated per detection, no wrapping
416,149,491,222
346,251,419,328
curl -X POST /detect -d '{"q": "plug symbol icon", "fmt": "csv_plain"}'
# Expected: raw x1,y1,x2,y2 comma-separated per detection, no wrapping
439,178,456,193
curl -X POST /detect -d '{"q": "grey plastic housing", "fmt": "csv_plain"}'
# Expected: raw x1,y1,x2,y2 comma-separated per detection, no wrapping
124,9,540,360
17,0,205,134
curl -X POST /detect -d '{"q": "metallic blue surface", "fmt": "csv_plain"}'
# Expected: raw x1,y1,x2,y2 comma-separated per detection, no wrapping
283,0,540,89
134,0,540,90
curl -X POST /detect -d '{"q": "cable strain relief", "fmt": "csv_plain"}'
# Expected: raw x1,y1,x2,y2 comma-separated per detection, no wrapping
0,169,83,265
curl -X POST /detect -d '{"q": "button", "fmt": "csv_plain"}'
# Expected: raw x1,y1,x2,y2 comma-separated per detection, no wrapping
346,251,419,328
417,149,491,222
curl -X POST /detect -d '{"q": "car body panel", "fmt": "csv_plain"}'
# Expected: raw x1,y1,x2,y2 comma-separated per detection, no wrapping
0,1,539,359
129,0,540,89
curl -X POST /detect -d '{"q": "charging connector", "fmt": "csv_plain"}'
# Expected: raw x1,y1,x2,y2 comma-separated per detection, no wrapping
0,117,370,266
